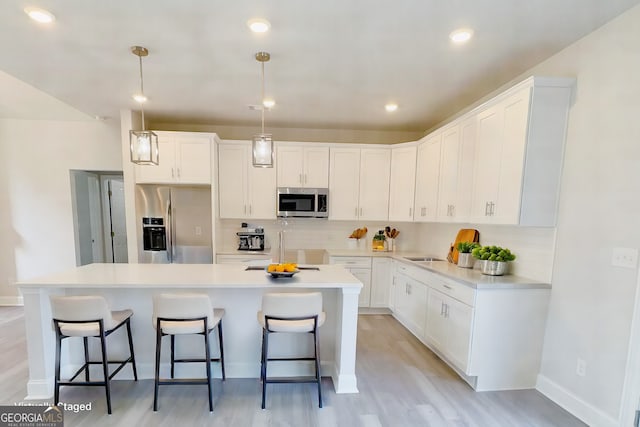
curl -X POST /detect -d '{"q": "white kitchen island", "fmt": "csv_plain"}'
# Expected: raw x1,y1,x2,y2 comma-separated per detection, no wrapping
18,263,362,400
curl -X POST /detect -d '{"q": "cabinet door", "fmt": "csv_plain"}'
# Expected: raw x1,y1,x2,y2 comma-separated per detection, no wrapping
406,278,428,338
135,138,176,184
349,268,372,307
388,146,417,221
329,148,360,220
493,87,531,224
358,148,390,221
304,146,329,188
248,162,277,219
218,144,248,219
276,145,304,187
470,104,503,223
394,274,410,321
370,258,392,308
176,137,211,184
446,297,474,373
413,135,441,222
454,117,477,223
425,288,448,351
436,126,459,221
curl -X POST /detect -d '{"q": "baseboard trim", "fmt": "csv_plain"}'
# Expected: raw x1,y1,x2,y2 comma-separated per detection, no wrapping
536,374,618,427
0,296,24,306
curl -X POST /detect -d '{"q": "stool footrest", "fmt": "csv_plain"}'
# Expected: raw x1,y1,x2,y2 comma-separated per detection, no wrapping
173,358,222,363
265,376,320,384
58,381,107,386
267,357,315,362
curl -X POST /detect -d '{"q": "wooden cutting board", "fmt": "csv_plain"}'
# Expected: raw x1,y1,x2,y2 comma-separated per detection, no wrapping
447,229,480,264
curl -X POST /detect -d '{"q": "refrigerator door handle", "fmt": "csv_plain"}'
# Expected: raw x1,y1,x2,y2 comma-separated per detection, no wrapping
167,199,173,263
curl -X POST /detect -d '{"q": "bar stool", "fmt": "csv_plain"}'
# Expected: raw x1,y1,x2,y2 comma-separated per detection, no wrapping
152,293,225,412
50,295,138,415
257,292,325,409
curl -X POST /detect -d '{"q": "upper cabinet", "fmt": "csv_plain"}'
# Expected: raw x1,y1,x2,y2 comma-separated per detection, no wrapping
135,132,212,184
388,145,417,221
414,134,441,222
218,142,276,219
329,147,390,221
276,144,329,188
468,77,573,226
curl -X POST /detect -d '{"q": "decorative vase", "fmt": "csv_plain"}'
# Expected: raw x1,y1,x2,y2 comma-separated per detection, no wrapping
457,253,475,268
480,260,509,276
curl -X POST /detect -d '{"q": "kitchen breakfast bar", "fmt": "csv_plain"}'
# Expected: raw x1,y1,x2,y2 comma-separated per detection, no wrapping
18,263,362,399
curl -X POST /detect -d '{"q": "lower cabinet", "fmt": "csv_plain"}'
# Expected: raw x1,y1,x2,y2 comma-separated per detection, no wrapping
370,258,392,308
329,256,372,307
394,273,428,338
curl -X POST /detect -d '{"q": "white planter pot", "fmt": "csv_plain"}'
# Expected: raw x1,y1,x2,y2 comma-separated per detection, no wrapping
480,260,509,276
457,253,475,268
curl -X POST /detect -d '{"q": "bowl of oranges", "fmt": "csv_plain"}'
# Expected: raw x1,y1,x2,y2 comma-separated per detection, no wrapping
266,263,299,278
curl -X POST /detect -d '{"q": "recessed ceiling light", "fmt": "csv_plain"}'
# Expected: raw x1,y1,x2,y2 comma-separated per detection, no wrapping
263,99,275,109
248,18,271,33
132,94,147,103
385,103,398,112
450,28,473,44
24,7,56,24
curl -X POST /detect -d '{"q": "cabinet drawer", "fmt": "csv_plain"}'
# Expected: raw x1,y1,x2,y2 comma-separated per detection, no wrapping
395,262,425,282
423,272,475,306
329,256,372,269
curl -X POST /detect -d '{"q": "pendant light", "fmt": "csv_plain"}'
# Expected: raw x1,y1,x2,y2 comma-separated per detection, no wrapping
252,51,274,167
129,46,159,165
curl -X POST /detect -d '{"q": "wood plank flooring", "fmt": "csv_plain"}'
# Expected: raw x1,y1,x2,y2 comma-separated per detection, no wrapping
0,307,585,426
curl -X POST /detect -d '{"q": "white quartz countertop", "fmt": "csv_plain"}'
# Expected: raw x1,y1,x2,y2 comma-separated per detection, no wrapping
17,263,363,290
325,248,550,290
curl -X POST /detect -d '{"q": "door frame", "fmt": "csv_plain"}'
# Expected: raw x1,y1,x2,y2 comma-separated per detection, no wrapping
619,266,640,425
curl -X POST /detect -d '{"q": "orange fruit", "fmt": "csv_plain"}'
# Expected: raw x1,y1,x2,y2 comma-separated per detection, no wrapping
275,264,285,272
267,264,277,272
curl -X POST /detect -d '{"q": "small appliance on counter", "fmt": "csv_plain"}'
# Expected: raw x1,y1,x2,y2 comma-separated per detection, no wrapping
237,223,265,251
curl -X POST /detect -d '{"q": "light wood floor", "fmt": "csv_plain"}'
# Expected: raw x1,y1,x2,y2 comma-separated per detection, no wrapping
0,307,585,426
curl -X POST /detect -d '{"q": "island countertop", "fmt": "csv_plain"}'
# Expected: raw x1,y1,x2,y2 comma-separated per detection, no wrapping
17,263,363,290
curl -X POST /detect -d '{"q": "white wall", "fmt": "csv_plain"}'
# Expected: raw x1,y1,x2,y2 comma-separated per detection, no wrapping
482,5,640,425
0,118,121,299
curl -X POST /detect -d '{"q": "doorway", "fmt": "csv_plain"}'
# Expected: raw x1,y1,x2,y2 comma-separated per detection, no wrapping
70,171,128,265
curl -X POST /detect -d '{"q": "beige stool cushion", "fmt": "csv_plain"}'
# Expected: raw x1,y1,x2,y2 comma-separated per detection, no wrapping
153,293,223,335
50,295,132,337
258,292,325,332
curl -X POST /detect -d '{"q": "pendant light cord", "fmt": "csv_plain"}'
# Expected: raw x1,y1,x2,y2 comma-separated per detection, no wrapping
138,54,146,131
261,60,265,134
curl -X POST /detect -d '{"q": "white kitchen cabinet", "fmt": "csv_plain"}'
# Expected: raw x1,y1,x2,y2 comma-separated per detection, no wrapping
469,77,573,226
329,147,390,221
135,132,212,184
413,134,441,222
276,144,329,188
388,145,417,221
329,256,372,307
370,257,392,308
218,142,276,219
436,125,460,221
393,268,428,338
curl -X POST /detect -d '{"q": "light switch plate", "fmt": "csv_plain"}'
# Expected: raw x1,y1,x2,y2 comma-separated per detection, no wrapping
612,247,638,269
195,226,202,236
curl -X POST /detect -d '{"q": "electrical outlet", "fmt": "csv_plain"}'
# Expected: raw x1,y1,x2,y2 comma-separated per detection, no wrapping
612,247,638,269
195,226,202,236
576,358,587,377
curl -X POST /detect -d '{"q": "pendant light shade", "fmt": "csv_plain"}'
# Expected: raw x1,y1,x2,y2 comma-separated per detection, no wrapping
252,52,274,167
129,46,159,165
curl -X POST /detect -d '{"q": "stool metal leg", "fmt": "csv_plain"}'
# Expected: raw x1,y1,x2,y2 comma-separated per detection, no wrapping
261,329,269,410
153,322,162,412
170,335,175,379
218,320,226,381
125,319,138,381
314,327,323,408
98,324,112,415
204,320,213,412
54,330,61,406
83,337,90,381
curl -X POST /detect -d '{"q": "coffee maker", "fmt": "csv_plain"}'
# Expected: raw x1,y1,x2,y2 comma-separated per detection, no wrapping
237,224,265,251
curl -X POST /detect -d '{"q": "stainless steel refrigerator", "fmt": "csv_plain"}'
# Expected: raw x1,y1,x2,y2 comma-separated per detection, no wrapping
135,185,213,264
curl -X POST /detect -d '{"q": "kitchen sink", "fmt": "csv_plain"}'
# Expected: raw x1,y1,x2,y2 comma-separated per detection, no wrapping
403,256,444,262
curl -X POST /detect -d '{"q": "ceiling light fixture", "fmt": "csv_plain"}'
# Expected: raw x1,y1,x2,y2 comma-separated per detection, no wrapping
132,94,147,104
129,46,159,165
248,18,271,33
385,103,398,112
24,7,55,24
450,28,474,44
252,51,274,167
262,99,275,109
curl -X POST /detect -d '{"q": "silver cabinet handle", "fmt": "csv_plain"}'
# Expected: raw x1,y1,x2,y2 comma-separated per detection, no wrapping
360,207,363,216
177,168,181,178
485,202,490,216
244,205,247,214
407,284,412,295
443,284,452,290
171,168,175,178
451,205,455,216
409,207,412,217
249,205,252,215
444,304,450,318
440,302,445,316
299,173,303,184
304,174,307,184
355,207,358,217
491,202,495,216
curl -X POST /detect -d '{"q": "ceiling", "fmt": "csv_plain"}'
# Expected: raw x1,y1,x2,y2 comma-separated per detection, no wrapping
1,0,639,133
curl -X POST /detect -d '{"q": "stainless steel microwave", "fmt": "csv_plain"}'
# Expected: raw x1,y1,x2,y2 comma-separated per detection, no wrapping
277,187,329,218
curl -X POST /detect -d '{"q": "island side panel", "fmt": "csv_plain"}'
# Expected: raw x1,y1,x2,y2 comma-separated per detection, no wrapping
332,287,360,393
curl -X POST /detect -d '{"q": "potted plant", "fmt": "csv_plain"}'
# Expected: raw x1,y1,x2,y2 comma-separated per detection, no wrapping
456,241,479,268
471,245,516,276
